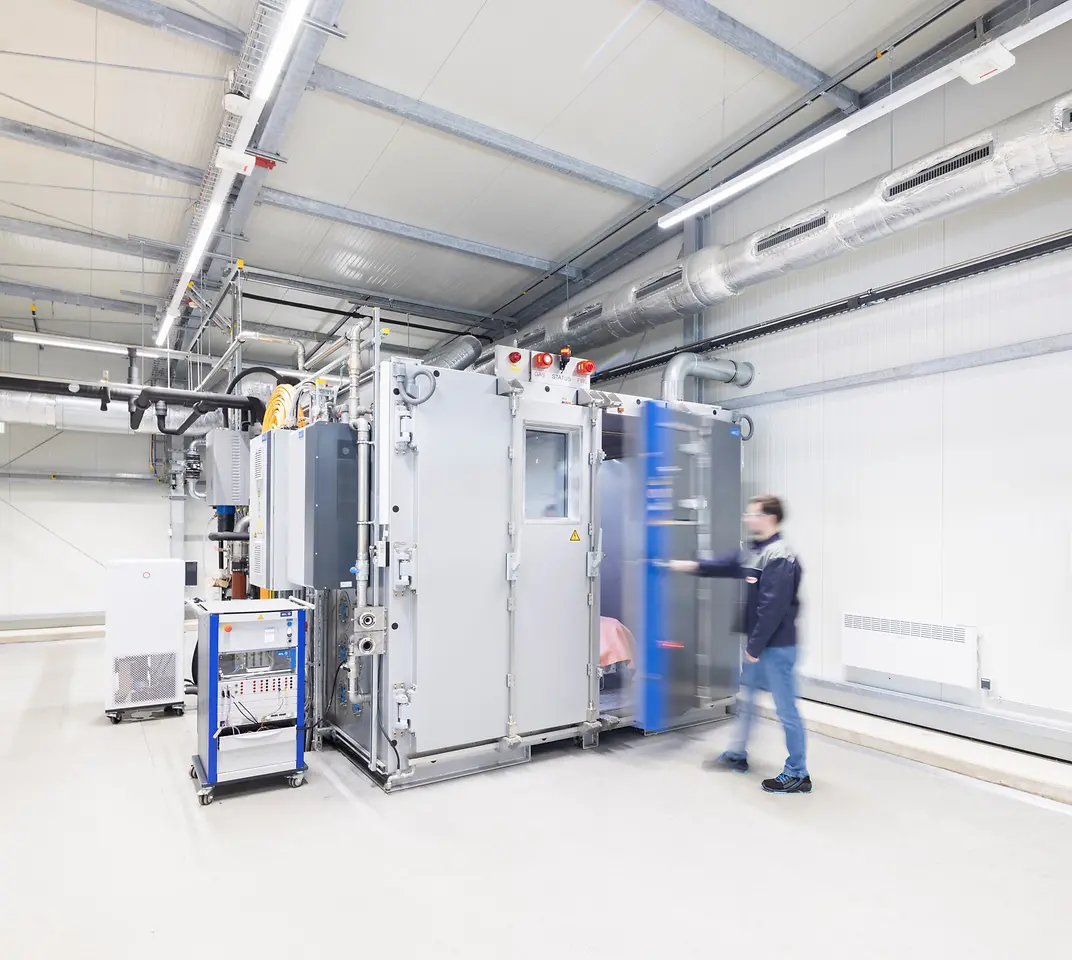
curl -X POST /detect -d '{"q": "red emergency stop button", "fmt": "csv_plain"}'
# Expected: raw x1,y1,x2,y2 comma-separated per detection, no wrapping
223,624,233,632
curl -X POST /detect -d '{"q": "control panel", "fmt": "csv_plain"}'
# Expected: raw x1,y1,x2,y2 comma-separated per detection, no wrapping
494,345,596,390
193,599,308,797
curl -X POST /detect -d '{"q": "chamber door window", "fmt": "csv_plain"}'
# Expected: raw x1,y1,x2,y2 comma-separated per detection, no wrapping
525,429,570,519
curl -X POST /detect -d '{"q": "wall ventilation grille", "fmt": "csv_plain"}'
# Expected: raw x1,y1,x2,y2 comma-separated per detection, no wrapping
756,214,828,253
843,614,965,643
635,268,683,301
842,613,978,689
566,303,603,330
884,143,993,199
517,331,545,349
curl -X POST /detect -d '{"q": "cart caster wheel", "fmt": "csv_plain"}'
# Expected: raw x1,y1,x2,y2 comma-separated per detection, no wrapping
173,706,185,717
198,792,213,806
287,774,304,788
189,765,198,780
108,713,121,725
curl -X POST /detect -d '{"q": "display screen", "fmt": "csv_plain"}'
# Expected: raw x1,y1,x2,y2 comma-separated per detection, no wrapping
218,649,296,678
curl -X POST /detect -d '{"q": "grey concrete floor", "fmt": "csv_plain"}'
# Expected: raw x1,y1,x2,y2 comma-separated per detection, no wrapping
1,637,1069,959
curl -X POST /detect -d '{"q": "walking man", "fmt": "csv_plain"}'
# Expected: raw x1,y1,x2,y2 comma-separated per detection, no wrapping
665,494,810,794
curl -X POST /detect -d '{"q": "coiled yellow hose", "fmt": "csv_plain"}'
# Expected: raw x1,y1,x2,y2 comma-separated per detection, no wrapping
262,384,297,431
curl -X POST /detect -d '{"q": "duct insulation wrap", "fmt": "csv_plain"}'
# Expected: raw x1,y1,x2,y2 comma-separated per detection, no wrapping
0,390,225,436
425,335,483,370
489,91,1072,358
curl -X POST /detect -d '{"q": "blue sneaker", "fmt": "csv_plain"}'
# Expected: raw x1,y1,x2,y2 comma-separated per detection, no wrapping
762,772,812,794
705,751,749,773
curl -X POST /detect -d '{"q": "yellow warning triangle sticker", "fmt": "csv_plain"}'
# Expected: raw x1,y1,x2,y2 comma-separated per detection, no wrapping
570,530,581,542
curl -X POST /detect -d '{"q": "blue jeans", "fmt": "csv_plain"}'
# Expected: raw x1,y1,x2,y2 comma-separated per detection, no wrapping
729,644,808,779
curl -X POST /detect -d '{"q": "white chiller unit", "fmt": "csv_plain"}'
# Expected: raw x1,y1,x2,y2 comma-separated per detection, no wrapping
104,558,186,723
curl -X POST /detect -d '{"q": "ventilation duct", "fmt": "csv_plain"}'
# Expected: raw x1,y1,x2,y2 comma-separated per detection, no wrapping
489,91,1072,359
0,390,224,436
424,334,482,370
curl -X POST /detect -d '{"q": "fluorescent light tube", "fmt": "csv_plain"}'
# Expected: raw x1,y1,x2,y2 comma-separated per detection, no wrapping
13,332,127,355
254,0,314,101
660,129,849,229
659,0,1072,230
155,309,178,347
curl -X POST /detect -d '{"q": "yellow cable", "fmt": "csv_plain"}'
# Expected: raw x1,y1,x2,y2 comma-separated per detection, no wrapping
262,384,295,431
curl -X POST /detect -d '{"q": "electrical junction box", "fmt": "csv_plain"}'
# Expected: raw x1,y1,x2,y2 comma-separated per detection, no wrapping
203,427,250,507
104,559,185,721
249,429,296,591
287,421,360,589
954,41,1015,84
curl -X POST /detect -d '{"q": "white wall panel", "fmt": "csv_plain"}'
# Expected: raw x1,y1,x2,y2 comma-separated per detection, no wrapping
564,42,1072,716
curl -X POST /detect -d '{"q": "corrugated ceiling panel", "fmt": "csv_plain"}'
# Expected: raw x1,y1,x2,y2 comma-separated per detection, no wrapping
317,0,488,99
535,11,800,186
239,205,533,312
418,0,665,142
90,14,233,168
336,122,514,234
88,165,197,245
266,96,407,206
450,162,636,263
0,0,97,139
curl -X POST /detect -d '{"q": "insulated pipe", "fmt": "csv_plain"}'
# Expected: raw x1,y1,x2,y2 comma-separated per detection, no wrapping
352,416,371,609
346,325,362,426
0,389,225,436
196,331,312,391
424,335,482,371
661,353,755,402
485,90,1072,364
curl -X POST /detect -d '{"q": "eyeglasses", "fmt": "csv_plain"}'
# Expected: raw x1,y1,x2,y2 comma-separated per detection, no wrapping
741,513,765,520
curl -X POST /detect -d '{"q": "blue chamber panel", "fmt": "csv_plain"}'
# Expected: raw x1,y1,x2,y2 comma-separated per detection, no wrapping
295,610,306,770
638,402,673,732
207,614,219,784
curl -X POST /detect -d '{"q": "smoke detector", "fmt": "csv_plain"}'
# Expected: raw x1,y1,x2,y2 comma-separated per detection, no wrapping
954,42,1016,84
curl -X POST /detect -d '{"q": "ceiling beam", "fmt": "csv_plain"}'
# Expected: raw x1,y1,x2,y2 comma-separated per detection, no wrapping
0,216,180,263
241,268,512,333
0,213,508,334
216,0,345,275
183,0,346,363
73,0,673,206
0,117,202,184
651,0,859,113
308,67,678,206
77,0,244,54
0,117,580,280
258,188,583,279
0,279,155,316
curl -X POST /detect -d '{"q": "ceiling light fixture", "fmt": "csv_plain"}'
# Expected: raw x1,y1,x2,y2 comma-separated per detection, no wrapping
13,332,128,356
659,1,1072,231
156,0,313,347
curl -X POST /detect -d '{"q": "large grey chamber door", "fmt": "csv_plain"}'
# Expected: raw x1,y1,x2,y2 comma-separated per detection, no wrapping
630,402,742,732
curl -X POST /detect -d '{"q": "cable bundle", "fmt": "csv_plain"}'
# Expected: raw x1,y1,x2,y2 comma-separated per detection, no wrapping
262,383,296,431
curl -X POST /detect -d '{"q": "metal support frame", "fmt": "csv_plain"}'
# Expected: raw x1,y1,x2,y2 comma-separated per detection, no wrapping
74,0,675,207
651,0,858,112
0,216,179,263
680,216,706,403
0,279,154,316
493,0,1044,326
308,68,676,205
0,117,580,281
76,0,244,54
